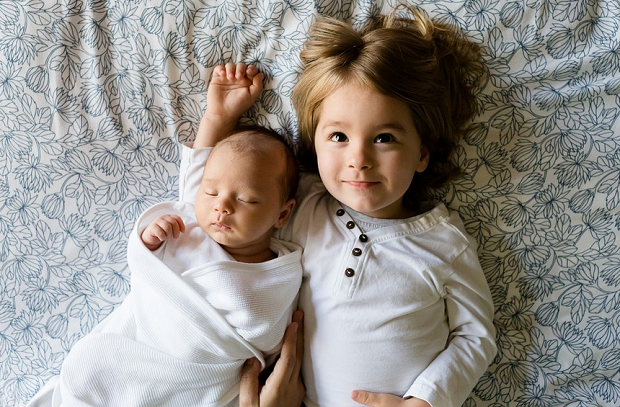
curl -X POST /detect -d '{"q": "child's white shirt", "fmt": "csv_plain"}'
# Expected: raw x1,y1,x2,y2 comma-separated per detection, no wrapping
182,145,497,407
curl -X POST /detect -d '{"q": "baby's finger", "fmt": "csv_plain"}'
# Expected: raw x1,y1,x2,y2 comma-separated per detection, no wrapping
245,64,258,78
150,224,168,242
168,217,182,238
235,62,248,79
249,72,264,99
224,62,236,80
211,65,226,78
157,220,175,239
176,216,186,233
155,216,178,239
168,215,186,237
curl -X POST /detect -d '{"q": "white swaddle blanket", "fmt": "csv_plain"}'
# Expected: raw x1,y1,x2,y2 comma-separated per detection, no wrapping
28,202,303,407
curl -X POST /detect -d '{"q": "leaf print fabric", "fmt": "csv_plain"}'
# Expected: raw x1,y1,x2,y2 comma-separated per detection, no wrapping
1,1,619,406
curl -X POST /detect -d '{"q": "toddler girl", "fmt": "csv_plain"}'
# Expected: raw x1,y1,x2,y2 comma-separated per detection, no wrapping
200,5,497,407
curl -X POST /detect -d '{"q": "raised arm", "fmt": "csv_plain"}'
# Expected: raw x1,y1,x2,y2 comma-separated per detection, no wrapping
194,62,264,148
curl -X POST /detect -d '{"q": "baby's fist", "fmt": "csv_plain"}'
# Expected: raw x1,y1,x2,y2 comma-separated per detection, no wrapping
141,214,186,251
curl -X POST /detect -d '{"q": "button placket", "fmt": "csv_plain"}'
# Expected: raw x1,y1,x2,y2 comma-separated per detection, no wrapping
335,207,369,282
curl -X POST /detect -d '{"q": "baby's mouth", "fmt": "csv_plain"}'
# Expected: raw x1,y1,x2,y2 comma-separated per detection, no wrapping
213,221,231,230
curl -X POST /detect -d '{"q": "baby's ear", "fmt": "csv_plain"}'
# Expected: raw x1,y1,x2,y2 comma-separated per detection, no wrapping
274,199,296,228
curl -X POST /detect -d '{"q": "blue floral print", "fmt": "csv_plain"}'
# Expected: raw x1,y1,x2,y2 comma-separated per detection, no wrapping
1,0,619,406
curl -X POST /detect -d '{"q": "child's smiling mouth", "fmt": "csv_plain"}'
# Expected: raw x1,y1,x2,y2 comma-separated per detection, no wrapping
343,181,380,188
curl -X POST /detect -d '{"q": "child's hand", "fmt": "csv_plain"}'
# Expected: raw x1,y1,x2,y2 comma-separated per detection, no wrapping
195,62,264,148
351,391,431,407
141,214,186,251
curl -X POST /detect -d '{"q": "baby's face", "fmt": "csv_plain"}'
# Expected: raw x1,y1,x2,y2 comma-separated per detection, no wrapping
195,145,288,253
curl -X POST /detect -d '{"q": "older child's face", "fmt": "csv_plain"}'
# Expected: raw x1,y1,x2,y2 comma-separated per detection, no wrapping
314,83,429,219
195,145,292,254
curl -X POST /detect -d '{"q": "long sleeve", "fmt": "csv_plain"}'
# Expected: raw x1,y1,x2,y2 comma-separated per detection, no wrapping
405,230,497,406
178,143,212,205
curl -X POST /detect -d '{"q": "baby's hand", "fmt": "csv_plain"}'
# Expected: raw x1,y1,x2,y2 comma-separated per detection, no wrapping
206,62,264,126
351,391,431,407
195,62,264,148
141,214,186,251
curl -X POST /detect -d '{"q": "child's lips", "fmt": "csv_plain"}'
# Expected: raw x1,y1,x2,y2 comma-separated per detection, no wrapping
344,180,379,188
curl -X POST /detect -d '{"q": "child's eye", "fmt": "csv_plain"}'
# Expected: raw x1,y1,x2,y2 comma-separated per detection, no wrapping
374,133,395,143
328,132,348,142
238,197,258,204
204,190,217,196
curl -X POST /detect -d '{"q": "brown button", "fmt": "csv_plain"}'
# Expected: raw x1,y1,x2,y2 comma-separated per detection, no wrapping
345,268,355,277
336,209,345,216
359,234,368,242
352,248,362,256
346,221,355,229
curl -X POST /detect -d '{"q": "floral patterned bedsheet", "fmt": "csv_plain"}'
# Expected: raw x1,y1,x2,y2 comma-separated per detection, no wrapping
1,1,619,406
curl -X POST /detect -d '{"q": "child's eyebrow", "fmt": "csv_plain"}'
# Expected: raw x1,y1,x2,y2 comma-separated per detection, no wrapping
376,122,407,131
320,120,407,132
318,120,346,129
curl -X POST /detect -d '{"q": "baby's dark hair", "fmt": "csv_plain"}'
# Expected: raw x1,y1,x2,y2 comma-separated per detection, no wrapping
293,5,485,208
215,125,299,202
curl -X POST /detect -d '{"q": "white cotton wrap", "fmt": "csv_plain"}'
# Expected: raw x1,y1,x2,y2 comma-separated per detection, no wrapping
29,202,303,407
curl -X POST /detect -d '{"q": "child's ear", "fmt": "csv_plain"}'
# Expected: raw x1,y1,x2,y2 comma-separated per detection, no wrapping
416,145,430,173
274,199,296,228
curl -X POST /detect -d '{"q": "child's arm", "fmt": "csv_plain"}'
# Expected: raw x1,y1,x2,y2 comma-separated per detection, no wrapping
357,243,494,407
140,214,186,251
194,62,264,148
350,239,495,407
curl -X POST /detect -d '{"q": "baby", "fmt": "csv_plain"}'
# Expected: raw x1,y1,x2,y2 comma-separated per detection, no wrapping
27,109,303,406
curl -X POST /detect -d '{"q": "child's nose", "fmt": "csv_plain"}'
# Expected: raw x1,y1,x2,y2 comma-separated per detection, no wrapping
347,143,373,170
